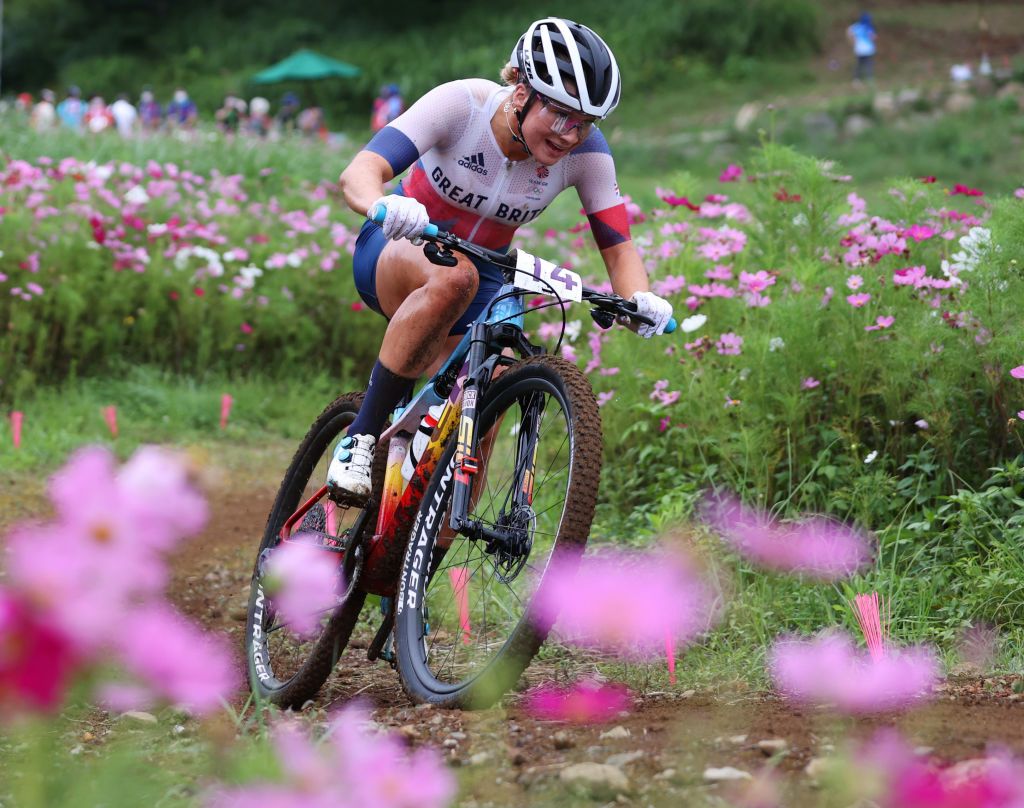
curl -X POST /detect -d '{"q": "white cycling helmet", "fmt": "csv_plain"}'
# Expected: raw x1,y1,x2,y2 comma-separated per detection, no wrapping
512,17,621,119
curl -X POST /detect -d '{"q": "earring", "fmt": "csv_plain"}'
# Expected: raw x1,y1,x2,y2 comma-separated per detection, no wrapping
503,101,511,113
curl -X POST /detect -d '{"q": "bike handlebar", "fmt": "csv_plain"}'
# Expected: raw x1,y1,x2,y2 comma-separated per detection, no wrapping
367,204,676,334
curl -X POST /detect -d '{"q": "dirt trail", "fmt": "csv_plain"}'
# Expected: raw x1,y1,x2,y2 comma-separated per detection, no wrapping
161,446,1024,804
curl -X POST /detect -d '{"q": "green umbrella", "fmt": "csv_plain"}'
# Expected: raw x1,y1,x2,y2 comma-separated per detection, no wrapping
252,49,361,83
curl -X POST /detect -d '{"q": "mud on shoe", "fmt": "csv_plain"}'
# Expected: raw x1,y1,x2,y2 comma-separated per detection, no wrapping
327,433,376,505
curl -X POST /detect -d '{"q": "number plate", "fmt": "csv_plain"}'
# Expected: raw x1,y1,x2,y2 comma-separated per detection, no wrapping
514,250,583,303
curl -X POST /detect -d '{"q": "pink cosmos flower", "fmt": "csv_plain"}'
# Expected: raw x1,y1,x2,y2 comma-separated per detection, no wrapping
112,604,238,715
769,632,939,714
0,589,79,713
262,541,342,637
649,379,681,406
865,315,895,332
719,163,743,182
533,549,714,657
700,492,871,580
904,224,936,242
739,270,776,294
208,706,455,808
801,377,820,390
1018,410,1024,420
715,332,743,356
523,680,632,724
596,391,614,408
846,274,864,290
847,292,872,308
1010,366,1024,379
655,187,701,211
659,416,672,433
328,705,457,808
950,183,984,197
863,732,1024,808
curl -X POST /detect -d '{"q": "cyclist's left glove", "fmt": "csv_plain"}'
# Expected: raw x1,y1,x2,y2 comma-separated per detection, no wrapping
630,291,674,338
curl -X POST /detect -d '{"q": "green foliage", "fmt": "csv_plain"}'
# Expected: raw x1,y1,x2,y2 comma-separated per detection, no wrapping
3,0,820,123
0,124,384,398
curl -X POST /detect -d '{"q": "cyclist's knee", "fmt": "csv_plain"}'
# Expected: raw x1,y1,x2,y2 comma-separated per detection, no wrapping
426,259,478,313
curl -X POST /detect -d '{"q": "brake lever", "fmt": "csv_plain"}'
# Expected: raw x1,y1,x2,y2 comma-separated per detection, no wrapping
423,241,459,267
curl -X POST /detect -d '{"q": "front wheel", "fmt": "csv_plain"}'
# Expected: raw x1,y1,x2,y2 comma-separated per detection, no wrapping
394,356,603,708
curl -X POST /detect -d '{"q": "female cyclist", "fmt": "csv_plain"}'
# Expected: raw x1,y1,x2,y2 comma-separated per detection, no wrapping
328,17,674,501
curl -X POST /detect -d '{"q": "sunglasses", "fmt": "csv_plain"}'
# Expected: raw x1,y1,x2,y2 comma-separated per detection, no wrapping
535,95,599,138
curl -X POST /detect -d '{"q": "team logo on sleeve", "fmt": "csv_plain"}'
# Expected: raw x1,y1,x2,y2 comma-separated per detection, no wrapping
458,152,488,175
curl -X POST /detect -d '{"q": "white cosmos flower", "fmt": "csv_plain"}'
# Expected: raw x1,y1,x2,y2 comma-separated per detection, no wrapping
124,185,150,206
864,450,878,464
680,314,708,333
564,320,582,342
768,337,785,352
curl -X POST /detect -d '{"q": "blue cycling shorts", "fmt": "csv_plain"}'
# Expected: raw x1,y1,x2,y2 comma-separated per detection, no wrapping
353,220,506,336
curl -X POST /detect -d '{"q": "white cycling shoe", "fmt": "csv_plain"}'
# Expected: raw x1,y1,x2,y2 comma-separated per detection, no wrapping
327,433,376,503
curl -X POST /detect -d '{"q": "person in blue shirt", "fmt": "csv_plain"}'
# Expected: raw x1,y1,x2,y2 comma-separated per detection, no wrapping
165,88,198,129
847,12,877,84
56,86,86,131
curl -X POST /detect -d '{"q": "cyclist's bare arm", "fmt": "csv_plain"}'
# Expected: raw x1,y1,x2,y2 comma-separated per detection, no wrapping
601,241,650,300
338,151,394,217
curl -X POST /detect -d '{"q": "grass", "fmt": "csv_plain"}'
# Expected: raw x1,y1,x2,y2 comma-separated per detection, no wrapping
0,365,346,475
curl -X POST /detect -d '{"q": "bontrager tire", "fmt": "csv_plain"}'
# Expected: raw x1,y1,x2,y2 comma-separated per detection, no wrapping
393,356,602,708
245,392,381,708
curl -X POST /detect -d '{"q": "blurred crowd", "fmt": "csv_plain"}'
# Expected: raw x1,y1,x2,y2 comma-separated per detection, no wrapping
12,86,329,140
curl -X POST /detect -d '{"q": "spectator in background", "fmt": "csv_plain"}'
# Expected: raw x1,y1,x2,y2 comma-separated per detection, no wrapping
248,96,271,137
216,95,246,135
166,87,198,129
30,90,57,131
847,12,877,85
110,93,138,137
15,93,34,116
138,89,163,133
84,96,115,134
57,86,86,131
275,92,301,134
370,83,403,132
297,105,326,140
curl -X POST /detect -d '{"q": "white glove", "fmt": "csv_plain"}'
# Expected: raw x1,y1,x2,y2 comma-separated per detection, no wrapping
630,291,673,338
372,195,431,241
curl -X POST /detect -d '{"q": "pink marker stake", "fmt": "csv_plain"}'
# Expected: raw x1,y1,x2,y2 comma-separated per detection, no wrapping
220,393,233,430
853,591,888,662
448,567,472,646
665,632,677,685
10,411,23,449
102,405,118,438
325,499,338,537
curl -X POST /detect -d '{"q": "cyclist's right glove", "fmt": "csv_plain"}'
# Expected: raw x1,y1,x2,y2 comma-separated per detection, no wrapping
372,195,431,241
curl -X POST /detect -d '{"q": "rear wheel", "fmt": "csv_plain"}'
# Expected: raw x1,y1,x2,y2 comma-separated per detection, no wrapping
394,356,603,708
245,392,383,708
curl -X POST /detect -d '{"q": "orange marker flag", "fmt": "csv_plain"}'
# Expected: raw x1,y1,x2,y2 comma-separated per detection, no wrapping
448,567,472,646
102,405,118,438
220,393,233,430
10,411,23,449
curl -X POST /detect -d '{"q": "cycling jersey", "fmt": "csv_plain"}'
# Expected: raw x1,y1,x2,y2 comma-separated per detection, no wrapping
365,79,630,252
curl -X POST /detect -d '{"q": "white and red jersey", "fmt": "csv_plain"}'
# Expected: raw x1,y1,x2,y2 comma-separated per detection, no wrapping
364,79,630,252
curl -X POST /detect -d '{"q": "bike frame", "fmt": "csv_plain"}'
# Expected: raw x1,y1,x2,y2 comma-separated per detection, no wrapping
279,278,537,598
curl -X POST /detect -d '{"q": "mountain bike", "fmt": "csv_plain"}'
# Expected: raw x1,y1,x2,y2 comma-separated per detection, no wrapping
245,207,676,709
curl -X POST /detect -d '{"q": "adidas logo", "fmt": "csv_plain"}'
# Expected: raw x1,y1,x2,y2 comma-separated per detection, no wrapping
457,152,488,175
